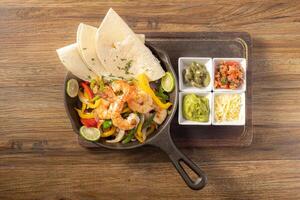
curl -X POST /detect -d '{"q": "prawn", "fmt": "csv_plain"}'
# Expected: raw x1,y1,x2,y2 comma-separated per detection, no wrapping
94,99,112,120
111,80,134,101
99,86,116,103
127,90,153,113
109,80,140,130
153,104,168,125
111,98,140,130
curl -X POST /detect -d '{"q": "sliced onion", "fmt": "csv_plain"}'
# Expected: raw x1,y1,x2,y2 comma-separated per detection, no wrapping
106,130,125,143
142,123,156,137
142,127,148,136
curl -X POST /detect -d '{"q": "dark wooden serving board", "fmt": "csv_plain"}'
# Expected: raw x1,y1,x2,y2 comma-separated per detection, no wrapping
79,32,253,148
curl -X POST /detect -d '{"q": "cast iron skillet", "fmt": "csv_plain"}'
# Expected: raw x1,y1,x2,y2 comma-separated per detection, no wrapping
64,44,207,190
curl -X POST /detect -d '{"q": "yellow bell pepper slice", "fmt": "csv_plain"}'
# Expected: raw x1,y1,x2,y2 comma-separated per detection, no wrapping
136,115,144,138
81,103,87,112
75,108,94,119
101,126,116,138
90,79,97,90
137,123,143,139
135,134,144,143
88,99,101,109
137,74,172,109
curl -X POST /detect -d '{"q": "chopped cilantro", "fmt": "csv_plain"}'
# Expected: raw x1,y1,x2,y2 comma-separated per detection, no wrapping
124,60,133,75
221,77,228,85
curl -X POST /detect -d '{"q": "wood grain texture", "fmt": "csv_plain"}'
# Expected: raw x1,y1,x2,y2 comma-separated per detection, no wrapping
0,0,300,199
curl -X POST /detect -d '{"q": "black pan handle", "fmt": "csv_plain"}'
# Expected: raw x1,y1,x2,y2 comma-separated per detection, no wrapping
149,127,207,190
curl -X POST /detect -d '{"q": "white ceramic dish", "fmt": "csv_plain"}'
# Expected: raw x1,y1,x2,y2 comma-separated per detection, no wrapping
178,91,212,125
178,57,213,92
212,58,246,92
212,91,245,126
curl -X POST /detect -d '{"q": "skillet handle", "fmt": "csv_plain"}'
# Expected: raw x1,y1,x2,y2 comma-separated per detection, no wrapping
149,129,207,190
169,144,207,190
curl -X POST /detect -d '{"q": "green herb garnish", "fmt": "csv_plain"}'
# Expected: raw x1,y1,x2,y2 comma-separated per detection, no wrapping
221,77,228,85
124,60,133,75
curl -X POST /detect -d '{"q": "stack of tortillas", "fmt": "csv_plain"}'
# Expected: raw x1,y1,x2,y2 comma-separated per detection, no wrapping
56,8,165,81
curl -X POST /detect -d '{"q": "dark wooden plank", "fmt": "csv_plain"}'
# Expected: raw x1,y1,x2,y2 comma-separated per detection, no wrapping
0,160,299,200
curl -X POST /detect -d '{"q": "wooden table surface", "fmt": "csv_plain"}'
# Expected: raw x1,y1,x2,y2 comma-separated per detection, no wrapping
1,1,300,199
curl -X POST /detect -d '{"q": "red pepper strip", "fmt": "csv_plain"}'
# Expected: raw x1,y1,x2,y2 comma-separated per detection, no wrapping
81,82,94,99
80,118,98,128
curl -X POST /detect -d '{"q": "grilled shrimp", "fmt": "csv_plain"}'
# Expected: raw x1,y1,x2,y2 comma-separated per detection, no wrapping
94,99,112,119
108,81,140,130
112,112,140,130
127,90,153,113
153,104,167,125
111,98,140,130
111,80,134,101
99,86,116,103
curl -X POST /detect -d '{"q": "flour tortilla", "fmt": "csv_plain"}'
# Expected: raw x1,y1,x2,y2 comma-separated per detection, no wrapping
77,23,146,77
77,23,109,76
137,34,145,44
96,8,165,81
56,43,96,81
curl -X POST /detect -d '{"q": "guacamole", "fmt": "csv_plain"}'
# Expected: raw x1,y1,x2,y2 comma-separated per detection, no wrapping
183,94,209,122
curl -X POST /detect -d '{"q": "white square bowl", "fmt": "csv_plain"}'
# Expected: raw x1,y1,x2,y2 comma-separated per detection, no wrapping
212,91,245,126
178,91,212,125
212,58,246,92
178,57,213,92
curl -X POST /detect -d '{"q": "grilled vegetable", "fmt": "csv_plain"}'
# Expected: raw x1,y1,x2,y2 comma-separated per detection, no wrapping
80,118,98,127
137,73,172,109
75,108,94,119
87,99,101,109
122,128,136,144
106,130,125,143
102,120,112,129
81,82,94,99
136,115,145,139
101,126,116,137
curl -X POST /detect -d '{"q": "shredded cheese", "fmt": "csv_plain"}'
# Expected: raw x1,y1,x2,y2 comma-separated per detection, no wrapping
214,94,241,122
